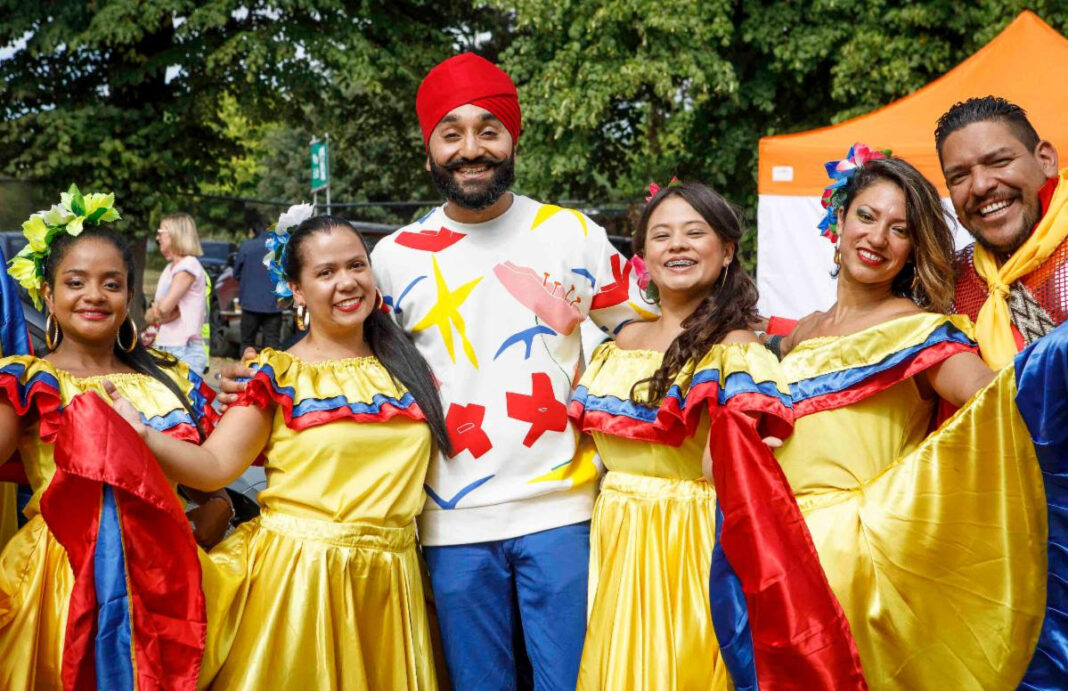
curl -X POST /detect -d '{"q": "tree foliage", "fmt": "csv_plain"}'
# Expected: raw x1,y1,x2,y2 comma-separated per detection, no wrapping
0,0,483,235
498,0,1068,262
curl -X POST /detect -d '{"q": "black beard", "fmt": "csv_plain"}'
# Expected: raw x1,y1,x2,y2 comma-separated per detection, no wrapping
972,202,1039,257
429,153,516,211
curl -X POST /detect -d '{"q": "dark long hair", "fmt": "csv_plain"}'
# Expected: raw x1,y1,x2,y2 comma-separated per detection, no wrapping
836,157,956,313
629,182,759,404
43,228,207,441
285,215,452,455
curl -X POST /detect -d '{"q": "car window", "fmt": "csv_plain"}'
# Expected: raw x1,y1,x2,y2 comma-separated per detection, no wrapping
201,241,232,261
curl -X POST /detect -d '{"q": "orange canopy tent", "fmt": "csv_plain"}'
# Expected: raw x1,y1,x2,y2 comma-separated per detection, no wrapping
756,11,1068,318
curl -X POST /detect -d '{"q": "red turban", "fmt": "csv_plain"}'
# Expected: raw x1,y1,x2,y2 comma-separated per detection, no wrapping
416,53,521,147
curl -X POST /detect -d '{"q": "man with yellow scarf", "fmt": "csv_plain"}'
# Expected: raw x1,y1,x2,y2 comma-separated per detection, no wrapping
938,96,1066,369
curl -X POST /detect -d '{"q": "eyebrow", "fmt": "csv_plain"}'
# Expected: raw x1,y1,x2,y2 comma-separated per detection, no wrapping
439,113,503,126
944,147,1017,177
978,147,1016,163
310,254,367,270
649,220,708,230
61,268,124,277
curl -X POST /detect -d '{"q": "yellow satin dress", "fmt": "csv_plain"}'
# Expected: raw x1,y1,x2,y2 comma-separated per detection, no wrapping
776,313,1048,689
0,484,16,548
202,349,438,690
0,354,216,691
573,342,791,690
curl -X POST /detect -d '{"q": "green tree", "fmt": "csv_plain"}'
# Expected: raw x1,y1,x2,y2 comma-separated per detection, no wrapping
0,0,494,296
228,6,515,226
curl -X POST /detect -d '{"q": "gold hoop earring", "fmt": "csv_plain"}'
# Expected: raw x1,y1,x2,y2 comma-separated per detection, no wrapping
118,316,138,353
45,313,62,351
295,304,308,331
374,290,384,312
833,245,841,267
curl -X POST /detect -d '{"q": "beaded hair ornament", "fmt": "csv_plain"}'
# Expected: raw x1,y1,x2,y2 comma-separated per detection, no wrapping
818,143,891,243
7,184,122,308
263,203,316,305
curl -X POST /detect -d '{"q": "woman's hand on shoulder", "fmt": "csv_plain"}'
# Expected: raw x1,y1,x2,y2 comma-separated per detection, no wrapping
215,347,258,407
102,380,149,439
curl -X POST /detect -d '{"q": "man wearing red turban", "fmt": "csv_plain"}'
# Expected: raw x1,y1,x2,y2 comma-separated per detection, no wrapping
371,53,654,689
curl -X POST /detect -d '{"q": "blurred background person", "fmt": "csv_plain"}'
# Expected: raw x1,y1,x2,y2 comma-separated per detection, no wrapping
146,212,208,373
234,213,282,353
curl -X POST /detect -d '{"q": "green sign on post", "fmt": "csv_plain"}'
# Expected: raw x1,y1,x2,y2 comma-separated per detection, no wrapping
310,138,329,192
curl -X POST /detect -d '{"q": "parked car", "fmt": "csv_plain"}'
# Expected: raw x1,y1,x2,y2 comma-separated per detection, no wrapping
199,239,237,285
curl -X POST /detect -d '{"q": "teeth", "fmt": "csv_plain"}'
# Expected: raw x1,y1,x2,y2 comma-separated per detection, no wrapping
336,298,362,308
858,249,883,262
665,260,696,267
979,199,1012,216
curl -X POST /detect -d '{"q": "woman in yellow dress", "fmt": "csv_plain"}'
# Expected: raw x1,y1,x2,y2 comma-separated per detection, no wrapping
0,190,225,691
571,182,864,690
774,146,1064,688
108,209,451,689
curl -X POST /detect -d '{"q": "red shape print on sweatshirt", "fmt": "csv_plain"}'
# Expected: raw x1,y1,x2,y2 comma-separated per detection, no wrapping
506,373,568,447
590,254,633,310
446,402,493,459
395,227,466,252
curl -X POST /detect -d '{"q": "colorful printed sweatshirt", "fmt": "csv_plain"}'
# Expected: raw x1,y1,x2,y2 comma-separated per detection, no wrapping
372,194,653,545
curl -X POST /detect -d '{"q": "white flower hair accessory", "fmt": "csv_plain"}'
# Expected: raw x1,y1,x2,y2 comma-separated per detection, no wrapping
263,203,315,303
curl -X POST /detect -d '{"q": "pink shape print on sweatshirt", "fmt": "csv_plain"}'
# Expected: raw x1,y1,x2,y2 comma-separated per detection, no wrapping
492,262,582,335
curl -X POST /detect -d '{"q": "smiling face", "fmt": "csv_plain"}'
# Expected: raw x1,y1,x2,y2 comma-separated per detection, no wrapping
642,195,733,302
837,179,913,287
290,226,376,337
940,120,1058,254
43,236,131,348
426,104,516,212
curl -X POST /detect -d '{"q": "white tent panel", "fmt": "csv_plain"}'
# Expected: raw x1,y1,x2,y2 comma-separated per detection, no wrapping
756,195,836,320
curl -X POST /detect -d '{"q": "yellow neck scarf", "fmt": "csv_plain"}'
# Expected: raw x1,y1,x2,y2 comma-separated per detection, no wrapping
972,168,1068,368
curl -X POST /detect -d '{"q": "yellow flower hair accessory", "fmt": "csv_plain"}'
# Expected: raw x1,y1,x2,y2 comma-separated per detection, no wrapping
7,184,121,308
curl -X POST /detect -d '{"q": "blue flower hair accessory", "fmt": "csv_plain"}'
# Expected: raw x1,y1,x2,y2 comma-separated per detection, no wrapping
263,203,315,304
817,143,891,243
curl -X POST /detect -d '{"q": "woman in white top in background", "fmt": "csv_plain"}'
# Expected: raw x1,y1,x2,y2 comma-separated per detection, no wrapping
147,212,208,374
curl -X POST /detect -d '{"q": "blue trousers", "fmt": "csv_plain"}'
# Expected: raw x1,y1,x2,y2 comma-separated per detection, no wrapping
423,521,590,690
